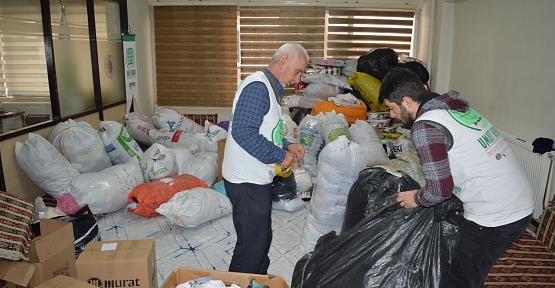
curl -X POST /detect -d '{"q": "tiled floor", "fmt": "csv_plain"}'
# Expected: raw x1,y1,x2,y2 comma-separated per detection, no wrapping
96,205,308,286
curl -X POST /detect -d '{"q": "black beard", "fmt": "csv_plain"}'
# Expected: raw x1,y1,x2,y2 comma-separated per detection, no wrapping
402,117,415,129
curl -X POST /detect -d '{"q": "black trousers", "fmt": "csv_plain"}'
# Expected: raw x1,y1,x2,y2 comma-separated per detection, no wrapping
224,179,273,274
446,214,532,288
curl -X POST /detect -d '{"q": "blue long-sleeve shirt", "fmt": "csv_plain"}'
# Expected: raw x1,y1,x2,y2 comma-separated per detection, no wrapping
231,68,291,164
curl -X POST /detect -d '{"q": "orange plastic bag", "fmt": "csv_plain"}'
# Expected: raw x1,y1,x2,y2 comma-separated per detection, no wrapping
311,101,367,125
127,174,209,217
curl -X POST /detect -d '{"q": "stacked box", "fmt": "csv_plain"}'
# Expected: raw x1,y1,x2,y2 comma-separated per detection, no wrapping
76,239,157,288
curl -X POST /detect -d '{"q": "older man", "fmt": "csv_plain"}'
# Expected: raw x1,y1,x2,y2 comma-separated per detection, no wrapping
222,42,308,274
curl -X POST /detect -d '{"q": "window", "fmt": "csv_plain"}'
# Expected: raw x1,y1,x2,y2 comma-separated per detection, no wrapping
51,0,97,118
238,6,415,95
95,0,125,106
0,0,128,137
0,0,49,99
153,5,416,107
326,8,415,58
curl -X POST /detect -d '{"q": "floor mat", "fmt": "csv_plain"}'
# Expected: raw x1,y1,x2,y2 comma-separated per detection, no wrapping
97,206,308,286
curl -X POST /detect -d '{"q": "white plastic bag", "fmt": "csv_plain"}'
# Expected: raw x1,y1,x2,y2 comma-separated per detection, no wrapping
172,143,199,169
300,209,343,254
301,136,366,251
156,187,232,228
294,166,313,194
298,113,325,176
392,134,415,154
312,136,366,214
125,112,156,145
299,96,326,109
349,120,390,167
15,133,80,199
63,161,145,214
272,197,306,212
149,120,227,152
286,95,325,109
48,119,112,173
303,83,342,100
301,73,352,90
321,110,351,145
178,152,218,187
99,120,143,165
140,143,179,182
152,107,204,133
282,114,298,144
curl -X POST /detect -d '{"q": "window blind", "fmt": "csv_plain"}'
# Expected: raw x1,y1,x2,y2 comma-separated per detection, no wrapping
327,8,415,59
153,6,238,107
154,5,416,107
238,6,326,77
0,5,49,98
238,6,325,95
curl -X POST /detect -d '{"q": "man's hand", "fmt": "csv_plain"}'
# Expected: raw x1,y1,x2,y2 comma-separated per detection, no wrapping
396,189,419,208
281,151,295,167
287,143,305,161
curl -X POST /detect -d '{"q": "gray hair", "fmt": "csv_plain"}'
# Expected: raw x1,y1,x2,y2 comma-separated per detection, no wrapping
271,42,309,63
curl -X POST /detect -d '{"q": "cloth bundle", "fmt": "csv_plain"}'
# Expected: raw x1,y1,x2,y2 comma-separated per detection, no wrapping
127,174,209,217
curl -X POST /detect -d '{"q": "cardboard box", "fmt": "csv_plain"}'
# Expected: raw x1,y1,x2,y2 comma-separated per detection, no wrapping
35,275,97,288
217,139,226,182
75,239,157,288
0,218,77,288
0,262,36,288
160,268,289,288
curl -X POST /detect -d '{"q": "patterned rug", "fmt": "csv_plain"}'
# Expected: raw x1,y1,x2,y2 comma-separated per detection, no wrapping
484,232,555,287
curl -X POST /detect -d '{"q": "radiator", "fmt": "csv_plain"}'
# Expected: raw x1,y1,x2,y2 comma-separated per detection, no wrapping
500,129,555,219
0,102,52,131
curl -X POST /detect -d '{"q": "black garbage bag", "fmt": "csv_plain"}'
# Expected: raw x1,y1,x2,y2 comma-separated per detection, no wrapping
292,167,463,288
289,107,312,126
271,173,297,202
51,205,100,258
343,166,421,232
399,61,430,84
356,48,399,81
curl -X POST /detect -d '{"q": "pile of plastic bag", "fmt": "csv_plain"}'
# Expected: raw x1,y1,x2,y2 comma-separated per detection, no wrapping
292,167,463,288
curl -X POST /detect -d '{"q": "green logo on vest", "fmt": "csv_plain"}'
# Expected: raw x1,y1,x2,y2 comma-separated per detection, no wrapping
272,119,284,146
447,109,489,131
452,186,461,196
477,126,501,149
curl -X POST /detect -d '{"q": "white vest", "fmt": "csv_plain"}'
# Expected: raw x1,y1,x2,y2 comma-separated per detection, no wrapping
416,109,534,227
222,71,284,184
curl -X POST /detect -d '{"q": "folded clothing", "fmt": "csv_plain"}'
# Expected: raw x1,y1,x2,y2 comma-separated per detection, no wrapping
127,174,209,217
328,93,360,106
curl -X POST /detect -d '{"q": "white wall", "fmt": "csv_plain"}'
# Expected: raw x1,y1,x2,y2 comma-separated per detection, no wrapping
446,0,555,143
435,0,555,203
